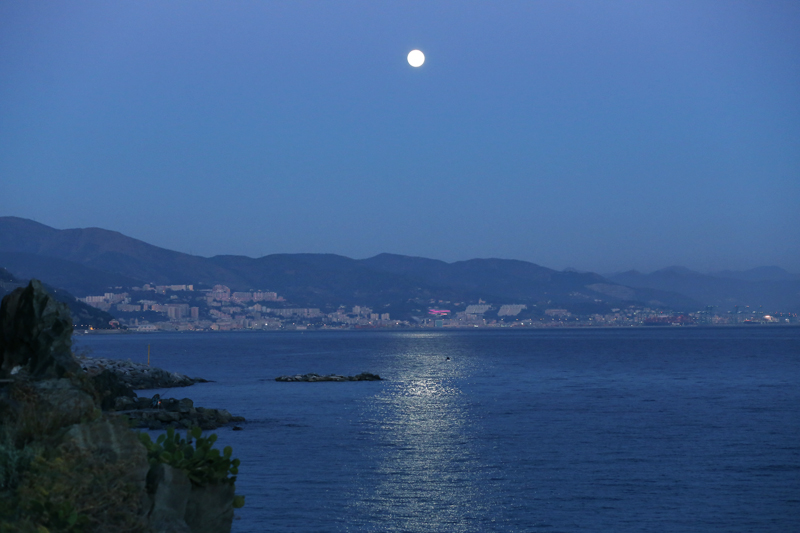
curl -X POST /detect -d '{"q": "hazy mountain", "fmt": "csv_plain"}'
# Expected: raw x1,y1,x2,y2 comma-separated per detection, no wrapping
0,216,776,314
607,266,800,313
1,217,695,312
359,254,698,310
711,266,800,283
198,252,694,312
207,253,481,308
0,216,240,287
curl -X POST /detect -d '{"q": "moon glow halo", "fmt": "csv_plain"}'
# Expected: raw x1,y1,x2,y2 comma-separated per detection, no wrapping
407,50,425,67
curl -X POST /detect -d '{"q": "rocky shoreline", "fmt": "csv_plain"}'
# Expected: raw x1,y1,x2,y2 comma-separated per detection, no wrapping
75,355,243,430
276,372,381,382
116,395,245,431
78,355,207,389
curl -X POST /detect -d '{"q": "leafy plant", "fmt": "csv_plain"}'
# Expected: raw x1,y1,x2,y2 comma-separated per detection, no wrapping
139,427,243,508
232,494,245,509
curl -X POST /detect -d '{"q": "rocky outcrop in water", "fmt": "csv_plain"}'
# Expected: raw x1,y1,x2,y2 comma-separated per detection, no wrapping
275,372,381,382
115,395,245,431
78,358,241,429
78,355,206,389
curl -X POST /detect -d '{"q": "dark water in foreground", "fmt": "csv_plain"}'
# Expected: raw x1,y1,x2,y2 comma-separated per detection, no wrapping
76,328,800,532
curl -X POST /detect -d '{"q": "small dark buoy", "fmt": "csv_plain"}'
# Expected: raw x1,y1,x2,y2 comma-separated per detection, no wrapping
232,426,243,431
445,357,450,361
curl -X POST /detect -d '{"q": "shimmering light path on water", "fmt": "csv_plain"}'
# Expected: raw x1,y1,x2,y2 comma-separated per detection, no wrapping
76,328,800,532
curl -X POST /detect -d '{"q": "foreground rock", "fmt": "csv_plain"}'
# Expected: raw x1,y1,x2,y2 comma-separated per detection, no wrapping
78,355,207,389
148,462,236,533
0,278,79,379
276,372,381,382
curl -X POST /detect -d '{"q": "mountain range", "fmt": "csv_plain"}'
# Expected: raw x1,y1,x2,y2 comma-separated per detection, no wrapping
1,216,798,315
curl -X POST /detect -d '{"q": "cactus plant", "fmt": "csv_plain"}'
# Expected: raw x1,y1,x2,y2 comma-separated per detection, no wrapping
139,427,244,507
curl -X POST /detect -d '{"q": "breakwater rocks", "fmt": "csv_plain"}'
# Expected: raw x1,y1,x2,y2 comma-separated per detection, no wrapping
79,358,246,429
116,394,245,431
276,372,381,382
78,354,207,389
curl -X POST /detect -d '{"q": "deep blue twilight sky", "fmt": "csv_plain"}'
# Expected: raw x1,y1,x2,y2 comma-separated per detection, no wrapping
1,1,798,273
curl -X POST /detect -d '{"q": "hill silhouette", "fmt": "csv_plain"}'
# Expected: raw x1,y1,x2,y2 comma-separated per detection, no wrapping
0,216,759,313
608,266,800,313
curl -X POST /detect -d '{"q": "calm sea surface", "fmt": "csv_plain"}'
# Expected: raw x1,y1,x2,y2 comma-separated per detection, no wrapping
76,328,800,532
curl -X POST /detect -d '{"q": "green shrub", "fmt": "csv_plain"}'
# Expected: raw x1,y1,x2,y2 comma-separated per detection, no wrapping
139,426,244,507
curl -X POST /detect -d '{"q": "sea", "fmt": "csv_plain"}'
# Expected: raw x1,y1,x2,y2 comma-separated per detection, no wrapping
75,327,800,533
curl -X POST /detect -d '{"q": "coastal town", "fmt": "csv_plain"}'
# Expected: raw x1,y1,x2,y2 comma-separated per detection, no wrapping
77,283,799,332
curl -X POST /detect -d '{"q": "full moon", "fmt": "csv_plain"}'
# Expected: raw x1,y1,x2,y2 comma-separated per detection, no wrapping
407,49,425,67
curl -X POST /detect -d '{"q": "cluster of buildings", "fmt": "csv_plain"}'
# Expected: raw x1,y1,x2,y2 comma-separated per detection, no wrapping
79,284,402,331
77,284,798,332
388,303,795,329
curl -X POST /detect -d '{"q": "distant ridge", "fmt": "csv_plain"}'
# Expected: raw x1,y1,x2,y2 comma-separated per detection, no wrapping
0,216,242,287
711,266,800,283
607,266,800,313
6,216,795,313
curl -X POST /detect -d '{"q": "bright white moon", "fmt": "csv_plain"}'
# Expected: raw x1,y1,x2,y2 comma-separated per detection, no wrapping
407,50,425,67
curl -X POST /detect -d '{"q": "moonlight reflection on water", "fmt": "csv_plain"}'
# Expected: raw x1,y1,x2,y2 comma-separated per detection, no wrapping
351,339,493,532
